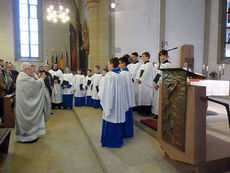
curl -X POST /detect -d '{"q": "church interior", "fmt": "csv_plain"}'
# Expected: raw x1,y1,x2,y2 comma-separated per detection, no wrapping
0,0,230,172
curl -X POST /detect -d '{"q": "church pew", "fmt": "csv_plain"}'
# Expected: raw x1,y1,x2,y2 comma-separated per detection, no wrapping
0,128,11,159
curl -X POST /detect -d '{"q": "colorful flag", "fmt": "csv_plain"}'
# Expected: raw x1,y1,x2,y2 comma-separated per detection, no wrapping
65,51,69,67
56,55,58,64
60,53,64,71
50,55,54,66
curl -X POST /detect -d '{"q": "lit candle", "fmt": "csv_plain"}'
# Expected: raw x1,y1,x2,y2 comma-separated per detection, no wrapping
223,64,225,69
202,64,205,70
219,65,222,72
206,66,208,72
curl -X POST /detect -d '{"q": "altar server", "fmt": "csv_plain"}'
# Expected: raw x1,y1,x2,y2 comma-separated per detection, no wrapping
99,58,129,148
127,52,142,110
62,66,74,109
73,68,86,107
136,52,155,115
49,63,63,109
119,56,135,138
16,62,47,142
91,66,102,108
152,49,171,119
85,69,93,106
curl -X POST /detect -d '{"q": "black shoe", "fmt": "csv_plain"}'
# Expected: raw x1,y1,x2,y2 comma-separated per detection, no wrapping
153,114,158,120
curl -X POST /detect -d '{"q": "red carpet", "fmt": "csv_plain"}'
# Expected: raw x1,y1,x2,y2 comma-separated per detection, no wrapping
140,119,158,131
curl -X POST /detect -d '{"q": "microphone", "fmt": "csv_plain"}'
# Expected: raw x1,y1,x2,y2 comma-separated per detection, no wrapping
167,47,178,52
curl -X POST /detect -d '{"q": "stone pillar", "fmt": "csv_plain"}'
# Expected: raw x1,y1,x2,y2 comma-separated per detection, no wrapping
87,0,110,69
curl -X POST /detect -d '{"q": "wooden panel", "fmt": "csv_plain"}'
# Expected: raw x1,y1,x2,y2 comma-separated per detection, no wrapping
2,95,15,128
158,85,207,165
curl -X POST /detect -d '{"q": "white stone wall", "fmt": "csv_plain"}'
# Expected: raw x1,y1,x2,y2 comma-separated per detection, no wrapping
114,0,161,62
0,0,76,71
164,0,205,73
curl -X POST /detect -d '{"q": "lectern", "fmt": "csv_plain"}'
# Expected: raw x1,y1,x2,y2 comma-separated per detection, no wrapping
158,68,230,172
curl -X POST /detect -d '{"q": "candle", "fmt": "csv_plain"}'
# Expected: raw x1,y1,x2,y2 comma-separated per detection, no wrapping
202,64,205,70
206,66,209,72
223,64,225,69
219,66,222,72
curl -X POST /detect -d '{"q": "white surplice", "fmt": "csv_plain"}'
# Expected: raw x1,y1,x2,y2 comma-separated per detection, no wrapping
91,73,102,100
152,60,171,115
62,73,74,95
98,70,129,123
135,61,155,106
85,75,93,96
49,69,63,104
72,74,86,97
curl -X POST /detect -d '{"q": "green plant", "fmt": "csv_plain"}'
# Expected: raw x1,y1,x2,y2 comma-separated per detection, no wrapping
209,71,218,79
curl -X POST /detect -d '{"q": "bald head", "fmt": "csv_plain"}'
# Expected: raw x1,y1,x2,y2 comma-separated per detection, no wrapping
21,62,31,71
21,62,34,77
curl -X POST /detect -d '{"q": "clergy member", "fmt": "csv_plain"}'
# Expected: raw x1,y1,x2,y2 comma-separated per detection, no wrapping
119,56,136,138
15,62,46,143
91,66,102,108
152,49,171,119
136,52,155,115
99,58,129,148
49,63,63,109
85,69,93,106
62,66,74,109
73,68,86,107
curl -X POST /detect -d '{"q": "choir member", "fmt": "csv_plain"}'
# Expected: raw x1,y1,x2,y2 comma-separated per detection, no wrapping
62,66,74,109
152,49,171,119
15,62,47,143
0,65,7,122
99,58,129,148
49,63,63,109
91,66,102,108
135,52,155,115
43,65,53,96
127,52,142,110
85,69,93,106
73,68,86,107
119,56,136,138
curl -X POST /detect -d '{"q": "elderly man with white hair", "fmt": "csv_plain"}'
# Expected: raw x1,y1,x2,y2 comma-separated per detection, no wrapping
15,62,48,143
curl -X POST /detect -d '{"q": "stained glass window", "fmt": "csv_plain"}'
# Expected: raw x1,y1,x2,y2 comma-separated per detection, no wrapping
225,0,230,57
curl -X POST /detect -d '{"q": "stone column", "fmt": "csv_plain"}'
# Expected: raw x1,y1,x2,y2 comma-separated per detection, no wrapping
87,0,100,69
87,0,110,69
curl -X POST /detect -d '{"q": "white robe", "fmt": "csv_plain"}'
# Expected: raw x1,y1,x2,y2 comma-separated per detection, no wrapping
15,72,46,142
120,69,136,108
128,61,142,106
72,74,86,97
135,61,155,106
98,70,129,123
85,75,93,96
49,69,63,104
62,73,74,95
152,61,172,115
91,73,102,100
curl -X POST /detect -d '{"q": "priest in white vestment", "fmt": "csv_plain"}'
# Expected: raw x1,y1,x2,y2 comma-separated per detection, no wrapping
99,58,129,148
91,66,102,108
49,63,63,109
152,49,171,119
62,66,74,109
85,69,93,106
135,52,155,115
16,62,47,143
119,56,136,138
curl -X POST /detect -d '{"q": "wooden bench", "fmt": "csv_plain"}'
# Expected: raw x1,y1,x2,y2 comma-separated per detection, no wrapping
0,128,11,159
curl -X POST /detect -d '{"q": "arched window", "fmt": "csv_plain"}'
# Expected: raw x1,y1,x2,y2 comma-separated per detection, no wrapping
13,0,42,61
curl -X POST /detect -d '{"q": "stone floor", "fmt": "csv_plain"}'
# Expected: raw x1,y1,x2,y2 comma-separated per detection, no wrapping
0,98,230,173
0,110,103,173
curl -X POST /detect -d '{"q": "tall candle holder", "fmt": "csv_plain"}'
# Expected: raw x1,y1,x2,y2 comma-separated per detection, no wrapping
217,64,225,79
202,65,208,79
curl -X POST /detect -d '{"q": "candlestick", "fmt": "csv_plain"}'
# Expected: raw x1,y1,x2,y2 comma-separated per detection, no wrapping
223,64,225,69
202,64,205,70
206,66,208,72
219,66,222,72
